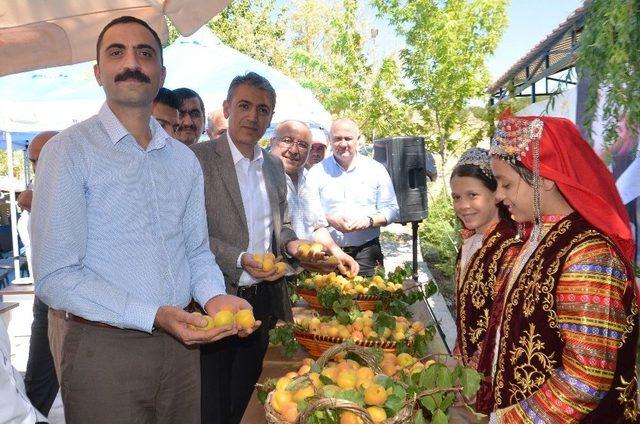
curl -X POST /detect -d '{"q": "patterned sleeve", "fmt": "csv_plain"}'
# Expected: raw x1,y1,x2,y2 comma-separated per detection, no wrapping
499,239,629,423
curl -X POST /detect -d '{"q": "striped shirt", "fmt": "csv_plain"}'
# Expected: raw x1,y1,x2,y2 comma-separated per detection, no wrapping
286,167,328,240
31,103,226,333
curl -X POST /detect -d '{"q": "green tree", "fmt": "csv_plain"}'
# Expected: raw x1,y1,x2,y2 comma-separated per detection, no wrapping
192,0,413,137
577,0,640,146
373,0,508,170
207,0,289,69
0,150,26,180
360,56,418,141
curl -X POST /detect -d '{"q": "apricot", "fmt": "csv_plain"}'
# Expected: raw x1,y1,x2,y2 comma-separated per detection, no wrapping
364,383,388,406
298,242,311,257
397,353,415,368
381,362,398,376
355,367,375,383
336,369,357,390
309,242,324,255
367,406,387,423
271,390,293,414
212,310,234,327
262,258,275,272
253,253,265,263
340,411,364,424
187,312,214,331
321,367,338,382
235,309,256,330
293,384,315,402
275,262,287,274
281,402,299,423
276,376,292,391
297,364,311,375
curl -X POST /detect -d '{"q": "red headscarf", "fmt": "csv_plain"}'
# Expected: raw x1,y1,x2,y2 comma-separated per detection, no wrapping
492,113,637,298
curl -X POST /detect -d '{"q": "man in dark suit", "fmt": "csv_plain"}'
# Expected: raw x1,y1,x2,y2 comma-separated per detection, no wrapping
191,72,317,424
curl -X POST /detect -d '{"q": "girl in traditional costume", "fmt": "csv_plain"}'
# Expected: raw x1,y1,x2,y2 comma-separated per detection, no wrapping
451,148,522,369
484,114,638,423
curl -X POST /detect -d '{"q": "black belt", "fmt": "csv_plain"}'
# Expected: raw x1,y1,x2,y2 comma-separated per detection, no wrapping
342,237,380,255
237,282,267,299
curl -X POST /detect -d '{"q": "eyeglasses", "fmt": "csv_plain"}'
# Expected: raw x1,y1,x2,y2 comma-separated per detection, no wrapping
279,137,310,151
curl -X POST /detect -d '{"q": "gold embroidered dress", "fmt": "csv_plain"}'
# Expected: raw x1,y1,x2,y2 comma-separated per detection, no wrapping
455,220,520,368
492,214,638,423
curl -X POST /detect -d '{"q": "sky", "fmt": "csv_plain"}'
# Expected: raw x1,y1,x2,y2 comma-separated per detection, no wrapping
365,0,585,82
486,0,584,81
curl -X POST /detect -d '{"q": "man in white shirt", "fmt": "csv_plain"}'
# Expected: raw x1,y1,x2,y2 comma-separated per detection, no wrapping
307,118,399,276
191,72,323,424
269,120,358,276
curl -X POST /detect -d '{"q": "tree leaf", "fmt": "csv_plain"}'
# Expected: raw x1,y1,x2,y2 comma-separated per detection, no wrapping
431,409,448,424
461,367,482,399
384,394,405,415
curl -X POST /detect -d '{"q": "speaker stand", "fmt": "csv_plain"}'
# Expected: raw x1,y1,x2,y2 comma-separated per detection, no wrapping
411,221,451,354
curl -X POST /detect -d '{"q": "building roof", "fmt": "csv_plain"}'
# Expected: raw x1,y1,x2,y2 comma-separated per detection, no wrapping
488,1,590,101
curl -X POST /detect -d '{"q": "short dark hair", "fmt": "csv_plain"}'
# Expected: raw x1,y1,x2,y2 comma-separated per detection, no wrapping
173,87,205,116
227,72,276,110
154,87,180,110
96,16,163,64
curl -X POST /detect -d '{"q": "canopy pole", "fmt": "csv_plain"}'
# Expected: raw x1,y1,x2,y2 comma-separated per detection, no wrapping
6,132,21,280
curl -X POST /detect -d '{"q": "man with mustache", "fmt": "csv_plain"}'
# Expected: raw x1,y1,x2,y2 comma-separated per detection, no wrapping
269,120,358,275
174,87,205,145
306,118,399,276
30,16,255,423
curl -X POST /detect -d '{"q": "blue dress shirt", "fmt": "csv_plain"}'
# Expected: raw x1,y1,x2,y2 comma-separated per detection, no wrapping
306,153,399,247
31,104,226,333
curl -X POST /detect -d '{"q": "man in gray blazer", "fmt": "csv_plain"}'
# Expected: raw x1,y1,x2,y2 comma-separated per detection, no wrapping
191,72,315,424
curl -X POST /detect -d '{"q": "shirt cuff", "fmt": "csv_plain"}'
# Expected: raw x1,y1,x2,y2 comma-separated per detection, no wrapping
237,252,245,268
192,280,227,311
123,297,161,333
380,208,397,224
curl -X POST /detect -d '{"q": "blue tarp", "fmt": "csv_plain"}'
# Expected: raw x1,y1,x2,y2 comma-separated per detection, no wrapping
0,131,36,150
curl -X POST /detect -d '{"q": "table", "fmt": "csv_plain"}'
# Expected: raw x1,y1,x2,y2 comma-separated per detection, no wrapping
0,301,18,314
0,283,34,301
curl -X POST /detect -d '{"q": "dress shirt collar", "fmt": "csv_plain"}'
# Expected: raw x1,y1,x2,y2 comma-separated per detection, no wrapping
286,167,307,192
98,102,168,151
226,130,263,165
330,152,360,172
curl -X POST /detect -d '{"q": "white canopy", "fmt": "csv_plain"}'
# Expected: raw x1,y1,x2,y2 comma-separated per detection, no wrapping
0,0,230,77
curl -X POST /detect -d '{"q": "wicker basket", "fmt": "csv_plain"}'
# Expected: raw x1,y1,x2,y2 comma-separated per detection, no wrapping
264,343,416,424
293,329,399,359
297,287,382,312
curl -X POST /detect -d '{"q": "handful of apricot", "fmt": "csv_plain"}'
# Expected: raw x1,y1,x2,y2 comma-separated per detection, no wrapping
188,308,256,331
253,253,288,274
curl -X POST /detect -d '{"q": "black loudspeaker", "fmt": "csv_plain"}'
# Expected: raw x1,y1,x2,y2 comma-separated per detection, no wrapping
373,137,429,224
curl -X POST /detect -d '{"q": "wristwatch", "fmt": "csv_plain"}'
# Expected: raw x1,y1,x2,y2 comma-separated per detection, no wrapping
368,216,374,228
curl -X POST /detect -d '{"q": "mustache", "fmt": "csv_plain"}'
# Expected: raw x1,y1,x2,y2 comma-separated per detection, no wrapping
178,124,197,132
114,68,150,83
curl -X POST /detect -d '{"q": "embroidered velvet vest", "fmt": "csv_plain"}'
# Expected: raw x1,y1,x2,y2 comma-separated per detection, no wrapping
456,220,519,365
492,214,638,422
